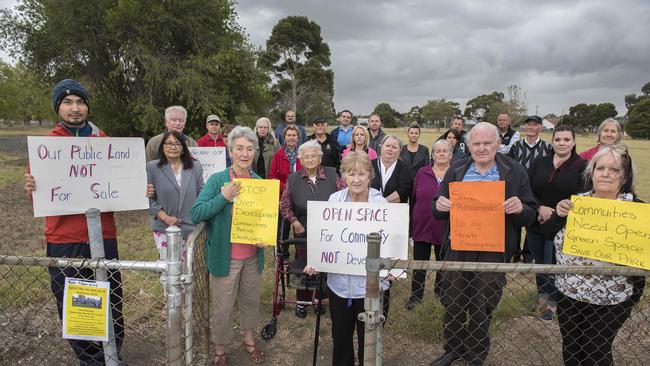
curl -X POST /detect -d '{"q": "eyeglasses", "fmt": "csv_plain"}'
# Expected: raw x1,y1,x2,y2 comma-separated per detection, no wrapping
164,142,181,149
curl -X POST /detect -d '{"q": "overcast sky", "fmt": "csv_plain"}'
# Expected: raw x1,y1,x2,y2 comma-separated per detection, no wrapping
3,0,649,117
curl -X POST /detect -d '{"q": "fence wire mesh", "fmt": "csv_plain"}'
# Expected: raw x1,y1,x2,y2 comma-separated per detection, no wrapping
369,259,650,366
0,256,167,365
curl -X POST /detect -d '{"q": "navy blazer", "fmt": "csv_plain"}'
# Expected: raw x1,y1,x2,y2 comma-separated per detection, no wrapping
146,160,204,239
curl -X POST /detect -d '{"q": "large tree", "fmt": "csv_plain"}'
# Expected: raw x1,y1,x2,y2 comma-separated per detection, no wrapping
463,91,504,121
626,98,650,139
0,62,51,125
261,16,334,123
420,99,461,128
0,0,270,137
562,102,617,130
372,102,402,128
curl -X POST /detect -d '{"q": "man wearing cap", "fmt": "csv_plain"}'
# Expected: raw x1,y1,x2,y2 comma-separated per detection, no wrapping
197,114,231,167
24,79,126,365
307,117,340,171
507,115,553,263
496,112,520,154
367,114,386,154
145,106,197,161
274,110,307,146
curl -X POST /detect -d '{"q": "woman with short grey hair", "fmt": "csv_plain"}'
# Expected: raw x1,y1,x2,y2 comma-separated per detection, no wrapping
191,125,266,365
579,118,623,160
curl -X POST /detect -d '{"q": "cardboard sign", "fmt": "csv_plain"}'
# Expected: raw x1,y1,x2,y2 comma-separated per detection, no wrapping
563,195,650,270
307,201,409,276
27,136,148,217
62,278,111,342
449,181,505,252
230,178,280,245
188,147,227,182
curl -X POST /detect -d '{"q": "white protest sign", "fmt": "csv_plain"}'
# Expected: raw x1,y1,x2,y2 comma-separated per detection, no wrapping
307,201,409,276
188,146,227,182
27,136,148,217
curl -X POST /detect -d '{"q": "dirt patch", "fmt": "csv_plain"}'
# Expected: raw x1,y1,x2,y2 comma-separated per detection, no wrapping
0,136,28,156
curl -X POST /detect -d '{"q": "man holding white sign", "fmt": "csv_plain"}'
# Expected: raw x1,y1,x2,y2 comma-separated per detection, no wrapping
24,79,126,365
196,114,231,167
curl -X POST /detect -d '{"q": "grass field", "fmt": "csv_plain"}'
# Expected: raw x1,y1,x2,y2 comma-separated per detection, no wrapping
1,126,649,365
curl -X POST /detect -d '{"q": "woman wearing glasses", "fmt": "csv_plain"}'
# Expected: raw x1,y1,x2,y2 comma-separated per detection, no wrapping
146,130,204,260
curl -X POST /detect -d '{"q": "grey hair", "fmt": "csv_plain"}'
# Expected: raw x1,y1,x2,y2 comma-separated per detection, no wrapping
433,139,452,151
164,106,187,121
298,140,323,158
466,122,500,144
255,117,272,129
584,144,636,195
227,126,258,151
595,118,623,144
380,135,402,148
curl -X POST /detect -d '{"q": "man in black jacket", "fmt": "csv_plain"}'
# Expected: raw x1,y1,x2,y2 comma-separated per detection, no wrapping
431,122,537,366
307,116,340,171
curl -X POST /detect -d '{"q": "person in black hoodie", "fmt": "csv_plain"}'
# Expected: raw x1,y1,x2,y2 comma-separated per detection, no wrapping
527,125,588,321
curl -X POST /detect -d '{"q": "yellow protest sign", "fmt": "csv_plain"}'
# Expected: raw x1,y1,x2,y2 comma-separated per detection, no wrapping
230,178,280,245
563,195,650,270
62,278,110,341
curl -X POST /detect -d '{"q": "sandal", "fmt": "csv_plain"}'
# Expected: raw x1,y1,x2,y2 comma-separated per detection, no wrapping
243,343,265,364
212,352,228,366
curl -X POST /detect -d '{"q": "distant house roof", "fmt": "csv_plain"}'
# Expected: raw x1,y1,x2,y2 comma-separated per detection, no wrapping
542,119,555,130
465,119,479,126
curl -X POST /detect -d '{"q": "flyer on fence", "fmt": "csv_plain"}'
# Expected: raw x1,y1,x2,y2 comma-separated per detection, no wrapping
449,181,505,252
188,146,227,182
563,195,650,270
27,136,149,217
306,201,409,277
62,278,110,342
230,178,280,245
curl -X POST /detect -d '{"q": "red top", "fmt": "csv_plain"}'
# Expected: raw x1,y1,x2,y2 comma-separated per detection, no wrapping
36,123,117,243
268,148,302,194
196,133,226,147
579,145,600,161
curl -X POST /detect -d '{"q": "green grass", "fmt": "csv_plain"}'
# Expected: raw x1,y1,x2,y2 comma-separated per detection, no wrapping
0,152,25,189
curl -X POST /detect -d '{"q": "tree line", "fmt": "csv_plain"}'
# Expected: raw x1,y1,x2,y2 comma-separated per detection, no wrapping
1,2,648,138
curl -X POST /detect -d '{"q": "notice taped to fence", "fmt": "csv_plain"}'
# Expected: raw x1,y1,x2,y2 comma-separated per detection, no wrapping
62,278,110,342
449,181,505,252
188,147,226,182
230,178,280,245
27,136,148,217
563,195,650,270
307,201,409,276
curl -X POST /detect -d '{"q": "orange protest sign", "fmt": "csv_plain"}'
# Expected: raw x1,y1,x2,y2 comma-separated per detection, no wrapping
449,181,505,252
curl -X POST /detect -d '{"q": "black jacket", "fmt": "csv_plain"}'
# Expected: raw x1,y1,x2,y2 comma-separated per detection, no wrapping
307,133,341,172
432,154,538,261
370,159,413,203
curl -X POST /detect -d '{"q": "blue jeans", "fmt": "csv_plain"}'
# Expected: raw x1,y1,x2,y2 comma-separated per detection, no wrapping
525,230,557,305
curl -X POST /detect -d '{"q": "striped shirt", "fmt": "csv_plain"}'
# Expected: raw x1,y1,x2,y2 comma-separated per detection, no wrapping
462,162,500,182
508,138,553,171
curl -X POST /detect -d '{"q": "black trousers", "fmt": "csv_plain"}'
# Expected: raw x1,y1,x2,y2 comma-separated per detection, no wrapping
328,289,391,366
557,292,634,366
47,240,124,365
409,241,442,301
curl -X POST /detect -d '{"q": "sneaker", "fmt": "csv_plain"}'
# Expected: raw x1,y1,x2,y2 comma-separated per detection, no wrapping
541,308,555,321
295,305,308,318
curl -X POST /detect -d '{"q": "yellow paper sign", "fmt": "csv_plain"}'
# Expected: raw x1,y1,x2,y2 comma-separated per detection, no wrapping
563,195,650,270
230,178,280,245
62,278,110,341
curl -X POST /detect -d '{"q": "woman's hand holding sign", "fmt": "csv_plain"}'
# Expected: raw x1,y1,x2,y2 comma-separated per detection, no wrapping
221,181,241,201
556,199,573,218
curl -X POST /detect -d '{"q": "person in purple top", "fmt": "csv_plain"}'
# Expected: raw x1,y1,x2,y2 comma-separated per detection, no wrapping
405,139,453,310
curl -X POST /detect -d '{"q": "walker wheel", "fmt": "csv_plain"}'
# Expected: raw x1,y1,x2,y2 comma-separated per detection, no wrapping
261,323,277,340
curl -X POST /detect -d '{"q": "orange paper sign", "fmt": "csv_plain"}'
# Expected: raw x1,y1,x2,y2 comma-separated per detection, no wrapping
449,181,505,252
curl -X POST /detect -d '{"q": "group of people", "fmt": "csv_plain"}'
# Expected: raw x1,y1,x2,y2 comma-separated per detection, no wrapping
25,78,645,366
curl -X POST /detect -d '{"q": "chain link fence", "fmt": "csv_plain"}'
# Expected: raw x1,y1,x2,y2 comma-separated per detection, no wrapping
0,221,211,366
362,233,650,366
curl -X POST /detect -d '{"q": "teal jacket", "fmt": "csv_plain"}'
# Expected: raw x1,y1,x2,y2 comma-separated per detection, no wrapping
190,169,265,277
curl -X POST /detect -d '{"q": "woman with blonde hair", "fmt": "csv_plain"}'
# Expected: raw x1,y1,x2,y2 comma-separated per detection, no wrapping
341,125,378,160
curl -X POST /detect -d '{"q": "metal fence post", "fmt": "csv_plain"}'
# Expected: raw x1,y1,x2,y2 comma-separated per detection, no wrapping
85,208,119,366
360,232,384,366
165,225,183,366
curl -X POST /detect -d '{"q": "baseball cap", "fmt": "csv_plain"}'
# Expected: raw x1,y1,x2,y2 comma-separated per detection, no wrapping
525,115,543,124
206,114,221,123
